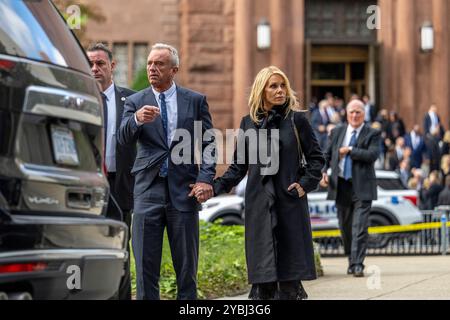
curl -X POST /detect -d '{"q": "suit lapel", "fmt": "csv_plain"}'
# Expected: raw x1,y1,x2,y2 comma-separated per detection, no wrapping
114,85,124,132
144,88,167,145
336,125,347,149
356,124,369,146
175,86,191,129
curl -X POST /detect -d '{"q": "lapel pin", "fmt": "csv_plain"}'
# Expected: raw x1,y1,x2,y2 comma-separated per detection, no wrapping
121,97,126,101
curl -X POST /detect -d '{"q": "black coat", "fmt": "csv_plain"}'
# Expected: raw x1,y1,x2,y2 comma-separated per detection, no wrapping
438,187,450,206
424,183,444,210
325,123,381,202
110,85,136,211
214,109,324,284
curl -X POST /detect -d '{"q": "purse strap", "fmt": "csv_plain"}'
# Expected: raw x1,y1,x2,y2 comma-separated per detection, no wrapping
290,111,308,167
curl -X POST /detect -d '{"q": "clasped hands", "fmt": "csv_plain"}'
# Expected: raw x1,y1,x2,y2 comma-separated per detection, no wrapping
189,182,214,203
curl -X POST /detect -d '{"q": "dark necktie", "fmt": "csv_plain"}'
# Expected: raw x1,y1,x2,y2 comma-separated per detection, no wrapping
101,92,108,143
343,130,357,180
321,109,329,124
159,93,168,177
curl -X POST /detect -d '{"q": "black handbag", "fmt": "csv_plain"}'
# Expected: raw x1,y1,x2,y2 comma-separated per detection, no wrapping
290,111,308,174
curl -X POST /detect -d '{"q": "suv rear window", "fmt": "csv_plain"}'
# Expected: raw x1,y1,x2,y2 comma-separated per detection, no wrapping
0,0,90,73
376,178,407,190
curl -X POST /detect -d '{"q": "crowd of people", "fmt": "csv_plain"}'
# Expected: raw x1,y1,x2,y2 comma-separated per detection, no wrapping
310,93,450,210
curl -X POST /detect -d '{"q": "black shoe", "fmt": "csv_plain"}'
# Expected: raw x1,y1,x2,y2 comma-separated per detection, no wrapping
347,266,354,275
353,265,364,277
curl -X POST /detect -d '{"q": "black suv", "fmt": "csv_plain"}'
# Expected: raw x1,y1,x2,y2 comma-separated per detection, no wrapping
0,0,127,299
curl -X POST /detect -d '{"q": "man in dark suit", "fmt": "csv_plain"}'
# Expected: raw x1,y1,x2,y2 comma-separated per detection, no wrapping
404,124,427,169
322,99,381,277
87,43,136,300
362,94,376,123
423,104,445,139
310,99,330,151
118,43,216,300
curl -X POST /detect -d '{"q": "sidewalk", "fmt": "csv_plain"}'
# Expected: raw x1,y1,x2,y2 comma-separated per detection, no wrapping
218,256,450,300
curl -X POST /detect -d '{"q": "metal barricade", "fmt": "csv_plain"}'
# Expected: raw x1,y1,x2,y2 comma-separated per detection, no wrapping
315,207,450,257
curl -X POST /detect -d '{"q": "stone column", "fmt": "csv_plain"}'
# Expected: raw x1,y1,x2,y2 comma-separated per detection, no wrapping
270,0,287,71
378,0,395,112
233,0,253,128
290,0,305,107
432,0,449,129
395,0,416,127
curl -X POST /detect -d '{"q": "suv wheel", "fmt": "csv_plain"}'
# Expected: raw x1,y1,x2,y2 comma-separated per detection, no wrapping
368,213,391,249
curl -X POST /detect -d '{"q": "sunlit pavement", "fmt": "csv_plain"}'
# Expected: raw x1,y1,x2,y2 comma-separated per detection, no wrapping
218,256,450,300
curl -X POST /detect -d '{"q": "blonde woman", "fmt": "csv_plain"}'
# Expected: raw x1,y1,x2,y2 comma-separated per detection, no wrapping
441,130,450,155
440,154,450,181
213,66,324,299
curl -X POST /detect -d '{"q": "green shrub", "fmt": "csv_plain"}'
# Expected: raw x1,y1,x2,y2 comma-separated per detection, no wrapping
130,220,323,299
131,67,149,91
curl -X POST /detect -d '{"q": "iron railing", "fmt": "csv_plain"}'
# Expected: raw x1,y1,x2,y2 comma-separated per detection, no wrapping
315,206,450,257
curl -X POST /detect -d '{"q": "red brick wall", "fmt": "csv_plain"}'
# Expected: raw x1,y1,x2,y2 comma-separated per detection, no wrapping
179,0,235,131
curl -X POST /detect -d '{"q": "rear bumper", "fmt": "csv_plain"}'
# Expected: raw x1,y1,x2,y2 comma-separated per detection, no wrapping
0,215,128,300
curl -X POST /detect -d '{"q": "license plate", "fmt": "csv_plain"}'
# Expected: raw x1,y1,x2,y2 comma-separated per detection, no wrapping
50,125,80,166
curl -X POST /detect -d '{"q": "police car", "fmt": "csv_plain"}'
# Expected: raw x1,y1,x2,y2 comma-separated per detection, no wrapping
200,171,422,232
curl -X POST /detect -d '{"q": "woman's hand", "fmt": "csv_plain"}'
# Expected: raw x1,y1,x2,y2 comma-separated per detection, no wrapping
287,183,305,198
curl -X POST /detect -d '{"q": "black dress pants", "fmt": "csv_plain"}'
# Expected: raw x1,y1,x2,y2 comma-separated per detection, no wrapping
107,173,132,300
132,176,199,300
336,178,372,268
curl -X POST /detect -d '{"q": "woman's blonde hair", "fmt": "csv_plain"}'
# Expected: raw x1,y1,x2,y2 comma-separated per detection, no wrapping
441,154,450,174
248,66,299,124
444,130,450,143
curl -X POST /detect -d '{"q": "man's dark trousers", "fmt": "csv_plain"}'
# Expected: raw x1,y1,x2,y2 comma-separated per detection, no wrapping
132,175,199,300
336,177,372,268
107,173,132,300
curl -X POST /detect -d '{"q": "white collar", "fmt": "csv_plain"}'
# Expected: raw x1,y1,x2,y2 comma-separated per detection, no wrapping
152,82,176,100
347,123,364,135
103,82,115,101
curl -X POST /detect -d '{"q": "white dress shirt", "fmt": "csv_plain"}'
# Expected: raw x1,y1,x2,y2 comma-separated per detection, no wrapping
428,111,439,133
103,82,117,172
135,82,178,145
411,130,420,150
364,103,372,122
338,123,364,177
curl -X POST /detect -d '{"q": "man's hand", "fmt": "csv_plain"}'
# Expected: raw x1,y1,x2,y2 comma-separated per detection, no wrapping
318,125,326,133
320,172,329,188
287,183,305,198
339,146,351,159
188,182,214,203
136,105,160,124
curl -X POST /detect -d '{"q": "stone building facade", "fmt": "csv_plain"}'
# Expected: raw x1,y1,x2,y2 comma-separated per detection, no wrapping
84,0,450,133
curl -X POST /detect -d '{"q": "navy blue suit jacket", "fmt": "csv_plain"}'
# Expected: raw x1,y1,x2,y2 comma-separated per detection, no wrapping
118,85,216,212
404,133,427,169
423,113,444,138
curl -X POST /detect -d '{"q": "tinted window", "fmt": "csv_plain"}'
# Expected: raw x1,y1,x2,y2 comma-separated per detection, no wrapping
0,0,89,73
376,178,407,190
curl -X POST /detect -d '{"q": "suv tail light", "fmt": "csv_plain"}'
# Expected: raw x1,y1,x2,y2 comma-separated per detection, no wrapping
0,58,16,71
0,263,48,274
403,195,417,206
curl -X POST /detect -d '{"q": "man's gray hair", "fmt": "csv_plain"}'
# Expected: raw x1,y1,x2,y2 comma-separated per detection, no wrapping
152,43,180,67
346,99,365,112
